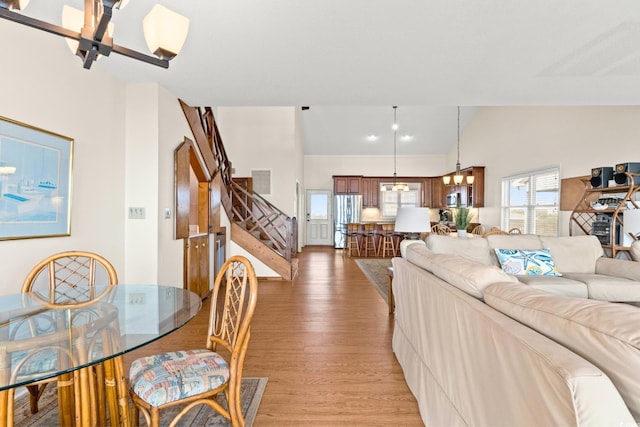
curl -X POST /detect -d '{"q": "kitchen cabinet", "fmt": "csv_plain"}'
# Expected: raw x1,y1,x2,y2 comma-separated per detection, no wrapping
362,178,379,207
333,175,363,195
423,177,445,208
185,234,210,299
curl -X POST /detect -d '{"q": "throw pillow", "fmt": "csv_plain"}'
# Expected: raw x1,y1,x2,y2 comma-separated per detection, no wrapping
494,248,562,276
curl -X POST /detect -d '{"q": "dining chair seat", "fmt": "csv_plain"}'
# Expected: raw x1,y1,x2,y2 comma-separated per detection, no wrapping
130,349,229,407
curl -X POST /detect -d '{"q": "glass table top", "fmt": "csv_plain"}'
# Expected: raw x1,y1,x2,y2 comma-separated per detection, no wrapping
0,285,202,391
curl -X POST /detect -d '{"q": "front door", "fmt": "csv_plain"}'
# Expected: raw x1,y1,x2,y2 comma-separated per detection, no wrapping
306,190,332,245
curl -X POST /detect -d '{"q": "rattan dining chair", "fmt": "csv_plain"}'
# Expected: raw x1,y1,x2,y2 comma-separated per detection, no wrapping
431,223,451,236
471,225,486,235
508,227,523,234
482,227,509,237
20,250,118,420
129,255,259,427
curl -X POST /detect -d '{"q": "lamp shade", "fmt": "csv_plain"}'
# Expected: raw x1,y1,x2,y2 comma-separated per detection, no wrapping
442,176,451,185
143,4,190,60
394,207,431,233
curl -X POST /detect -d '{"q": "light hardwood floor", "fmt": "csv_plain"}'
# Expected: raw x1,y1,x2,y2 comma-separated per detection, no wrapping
124,246,423,426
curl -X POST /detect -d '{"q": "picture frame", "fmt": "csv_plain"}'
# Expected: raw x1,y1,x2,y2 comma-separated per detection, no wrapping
0,116,73,240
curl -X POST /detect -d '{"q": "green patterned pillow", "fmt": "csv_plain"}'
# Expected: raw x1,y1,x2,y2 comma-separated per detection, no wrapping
494,248,562,276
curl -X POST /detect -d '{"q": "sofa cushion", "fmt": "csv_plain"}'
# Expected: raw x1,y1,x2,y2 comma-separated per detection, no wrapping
539,235,604,274
406,244,517,298
425,234,492,265
597,257,640,282
484,281,640,420
494,248,561,276
632,240,640,262
562,273,640,302
515,275,589,298
485,234,543,266
405,242,436,272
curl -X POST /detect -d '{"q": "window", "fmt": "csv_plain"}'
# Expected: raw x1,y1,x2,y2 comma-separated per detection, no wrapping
501,168,559,236
380,186,420,217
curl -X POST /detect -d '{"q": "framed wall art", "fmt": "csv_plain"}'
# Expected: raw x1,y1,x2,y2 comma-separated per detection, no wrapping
0,116,73,240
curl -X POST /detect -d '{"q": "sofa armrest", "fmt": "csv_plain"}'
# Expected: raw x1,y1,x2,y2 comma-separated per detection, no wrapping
596,257,640,281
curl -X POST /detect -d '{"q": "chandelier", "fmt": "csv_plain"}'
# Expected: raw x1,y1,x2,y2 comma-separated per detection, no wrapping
443,106,474,185
0,0,189,69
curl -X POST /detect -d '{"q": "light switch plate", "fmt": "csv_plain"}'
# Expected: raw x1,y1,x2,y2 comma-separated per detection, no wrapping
128,207,145,219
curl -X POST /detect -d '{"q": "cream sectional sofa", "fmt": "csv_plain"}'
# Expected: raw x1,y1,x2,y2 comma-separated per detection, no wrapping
392,243,640,426
426,233,640,301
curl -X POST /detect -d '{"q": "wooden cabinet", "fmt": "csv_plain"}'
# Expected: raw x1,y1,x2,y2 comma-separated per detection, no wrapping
570,173,639,257
422,178,445,208
185,234,210,298
362,178,379,207
333,175,363,195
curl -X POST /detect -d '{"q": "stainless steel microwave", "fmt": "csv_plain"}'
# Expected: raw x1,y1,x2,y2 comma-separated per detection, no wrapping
446,193,458,207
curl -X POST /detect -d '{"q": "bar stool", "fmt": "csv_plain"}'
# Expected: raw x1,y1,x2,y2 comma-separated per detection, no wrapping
345,223,361,257
361,223,378,257
378,223,396,258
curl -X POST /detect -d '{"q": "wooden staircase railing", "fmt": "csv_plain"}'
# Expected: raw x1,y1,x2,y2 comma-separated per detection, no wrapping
180,100,298,280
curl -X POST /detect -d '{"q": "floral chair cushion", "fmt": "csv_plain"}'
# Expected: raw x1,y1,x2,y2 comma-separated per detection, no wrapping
129,349,229,407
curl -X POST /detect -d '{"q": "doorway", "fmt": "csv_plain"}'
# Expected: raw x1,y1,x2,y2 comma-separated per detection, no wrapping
305,190,333,246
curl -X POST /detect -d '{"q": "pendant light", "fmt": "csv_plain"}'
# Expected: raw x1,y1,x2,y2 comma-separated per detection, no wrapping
381,106,409,192
443,106,464,186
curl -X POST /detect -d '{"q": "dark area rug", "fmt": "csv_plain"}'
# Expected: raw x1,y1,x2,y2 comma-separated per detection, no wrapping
355,258,392,304
13,377,268,427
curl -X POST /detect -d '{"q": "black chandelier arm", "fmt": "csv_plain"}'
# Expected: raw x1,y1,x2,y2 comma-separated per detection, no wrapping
0,6,169,69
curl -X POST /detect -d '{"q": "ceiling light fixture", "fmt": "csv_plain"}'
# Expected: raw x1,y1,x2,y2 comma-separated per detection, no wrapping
443,106,464,185
381,106,409,192
0,0,189,70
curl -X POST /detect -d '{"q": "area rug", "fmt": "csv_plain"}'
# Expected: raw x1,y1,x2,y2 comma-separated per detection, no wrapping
355,258,392,304
12,377,268,427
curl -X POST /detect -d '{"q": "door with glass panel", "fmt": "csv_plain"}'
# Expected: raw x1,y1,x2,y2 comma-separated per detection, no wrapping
306,190,333,245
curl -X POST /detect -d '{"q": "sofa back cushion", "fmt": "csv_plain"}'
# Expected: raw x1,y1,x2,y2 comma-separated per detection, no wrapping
485,281,640,420
539,235,604,274
406,243,517,298
426,234,492,265
485,234,543,266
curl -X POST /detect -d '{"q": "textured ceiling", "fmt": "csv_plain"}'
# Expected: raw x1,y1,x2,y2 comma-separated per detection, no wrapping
7,0,640,154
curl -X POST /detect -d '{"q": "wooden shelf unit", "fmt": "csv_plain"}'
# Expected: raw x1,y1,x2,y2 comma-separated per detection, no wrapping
569,172,640,258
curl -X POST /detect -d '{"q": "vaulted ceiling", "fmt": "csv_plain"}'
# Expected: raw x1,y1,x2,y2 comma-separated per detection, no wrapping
7,1,640,155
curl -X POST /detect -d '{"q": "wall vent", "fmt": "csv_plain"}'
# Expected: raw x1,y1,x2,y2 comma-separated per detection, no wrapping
251,169,271,195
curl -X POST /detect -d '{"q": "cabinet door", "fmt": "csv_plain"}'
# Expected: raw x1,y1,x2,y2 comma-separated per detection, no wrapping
362,178,379,207
185,235,210,298
334,177,348,194
347,176,362,194
426,178,445,208
334,176,363,194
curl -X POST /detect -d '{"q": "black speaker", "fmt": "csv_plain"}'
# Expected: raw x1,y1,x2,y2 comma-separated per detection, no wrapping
590,167,613,188
613,162,640,186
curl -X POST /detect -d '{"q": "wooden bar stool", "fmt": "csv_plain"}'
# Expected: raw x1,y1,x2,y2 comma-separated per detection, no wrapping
346,223,361,257
378,223,396,258
361,223,377,257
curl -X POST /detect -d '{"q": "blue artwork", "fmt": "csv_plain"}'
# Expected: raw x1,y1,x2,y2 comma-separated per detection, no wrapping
0,116,73,240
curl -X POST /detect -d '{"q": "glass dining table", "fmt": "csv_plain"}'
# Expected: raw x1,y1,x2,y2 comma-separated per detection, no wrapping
0,285,202,427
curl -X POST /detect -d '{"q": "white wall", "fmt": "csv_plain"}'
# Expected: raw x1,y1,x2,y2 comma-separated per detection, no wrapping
124,85,190,287
0,24,127,294
0,24,191,294
458,106,640,234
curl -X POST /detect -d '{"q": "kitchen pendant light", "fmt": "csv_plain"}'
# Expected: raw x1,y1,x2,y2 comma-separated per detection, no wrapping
381,106,409,192
442,105,474,185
